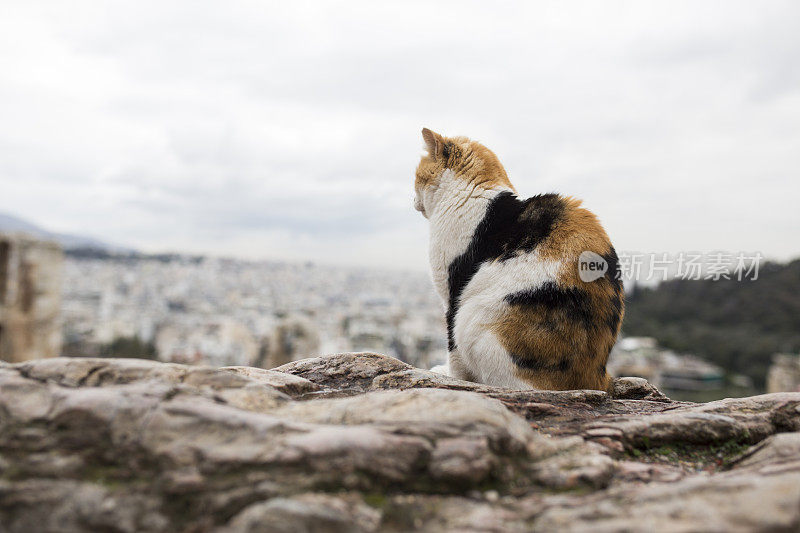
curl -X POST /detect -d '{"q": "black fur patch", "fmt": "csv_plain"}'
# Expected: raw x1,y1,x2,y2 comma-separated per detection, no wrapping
446,192,524,350
445,192,566,351
603,247,623,293
504,281,594,329
602,246,624,333
606,293,623,333
510,353,571,373
500,194,566,260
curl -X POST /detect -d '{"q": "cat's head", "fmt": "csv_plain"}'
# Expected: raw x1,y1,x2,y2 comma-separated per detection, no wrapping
414,128,515,218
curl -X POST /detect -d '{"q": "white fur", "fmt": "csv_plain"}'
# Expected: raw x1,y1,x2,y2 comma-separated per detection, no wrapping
454,251,564,388
422,169,501,303
422,170,563,390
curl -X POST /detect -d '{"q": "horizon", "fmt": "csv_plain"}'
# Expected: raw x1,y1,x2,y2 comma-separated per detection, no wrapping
1,207,798,276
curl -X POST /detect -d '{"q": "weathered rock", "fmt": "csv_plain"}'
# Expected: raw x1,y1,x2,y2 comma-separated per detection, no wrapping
731,432,800,471
271,388,537,449
610,376,670,402
219,366,321,397
274,352,411,394
1,353,799,532
532,466,800,532
583,393,800,452
222,493,381,533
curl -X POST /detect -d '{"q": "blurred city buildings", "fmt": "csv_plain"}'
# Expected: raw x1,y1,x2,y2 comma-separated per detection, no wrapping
608,336,730,395
61,254,448,369
0,233,63,363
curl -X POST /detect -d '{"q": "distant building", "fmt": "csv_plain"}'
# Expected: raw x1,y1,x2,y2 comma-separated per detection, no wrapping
608,336,724,392
0,233,63,362
256,314,321,368
155,318,259,367
767,354,800,393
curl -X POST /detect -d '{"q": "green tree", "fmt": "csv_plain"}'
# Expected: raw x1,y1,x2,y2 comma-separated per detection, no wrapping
623,260,800,388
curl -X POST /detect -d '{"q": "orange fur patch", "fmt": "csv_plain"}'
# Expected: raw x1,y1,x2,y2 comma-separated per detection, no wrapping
494,200,623,392
416,129,516,195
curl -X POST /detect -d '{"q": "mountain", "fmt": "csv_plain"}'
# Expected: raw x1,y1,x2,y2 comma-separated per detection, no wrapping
0,213,42,234
0,212,135,253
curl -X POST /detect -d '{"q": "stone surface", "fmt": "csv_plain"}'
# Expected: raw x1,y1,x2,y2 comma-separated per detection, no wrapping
1,353,799,532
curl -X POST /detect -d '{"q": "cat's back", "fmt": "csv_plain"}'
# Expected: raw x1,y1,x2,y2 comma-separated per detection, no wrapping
459,192,619,296
453,192,624,391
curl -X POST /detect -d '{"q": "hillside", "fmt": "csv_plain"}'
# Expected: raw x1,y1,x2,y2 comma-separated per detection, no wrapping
0,212,132,253
623,259,800,388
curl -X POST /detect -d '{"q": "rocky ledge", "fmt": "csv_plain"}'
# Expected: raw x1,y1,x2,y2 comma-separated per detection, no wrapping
1,353,799,532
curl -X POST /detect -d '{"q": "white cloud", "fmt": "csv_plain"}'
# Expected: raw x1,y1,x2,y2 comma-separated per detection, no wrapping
1,0,798,270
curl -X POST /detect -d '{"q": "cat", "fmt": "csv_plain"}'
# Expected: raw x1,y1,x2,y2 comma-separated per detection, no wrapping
415,128,624,392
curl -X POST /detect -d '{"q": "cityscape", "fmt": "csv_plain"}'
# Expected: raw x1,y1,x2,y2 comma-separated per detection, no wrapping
61,251,449,371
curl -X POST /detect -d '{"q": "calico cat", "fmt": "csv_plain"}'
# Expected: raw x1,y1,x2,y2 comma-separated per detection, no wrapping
415,128,623,391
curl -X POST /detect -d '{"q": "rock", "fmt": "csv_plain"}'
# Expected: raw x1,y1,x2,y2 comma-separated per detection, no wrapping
271,388,538,449
610,376,669,402
274,352,411,394
220,366,321,397
1,353,799,532
730,432,800,471
532,466,800,532
0,479,168,533
584,393,800,452
223,494,381,533
14,356,188,386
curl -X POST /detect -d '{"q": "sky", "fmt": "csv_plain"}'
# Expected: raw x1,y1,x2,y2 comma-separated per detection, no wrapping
1,1,799,271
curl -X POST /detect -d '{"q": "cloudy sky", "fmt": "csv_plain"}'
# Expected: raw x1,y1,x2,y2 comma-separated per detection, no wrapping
1,1,798,270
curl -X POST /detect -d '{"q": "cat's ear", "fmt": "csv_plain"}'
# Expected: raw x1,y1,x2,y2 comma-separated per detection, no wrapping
422,128,447,159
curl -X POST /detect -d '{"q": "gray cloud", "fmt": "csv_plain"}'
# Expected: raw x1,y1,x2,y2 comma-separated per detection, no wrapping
1,0,799,270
